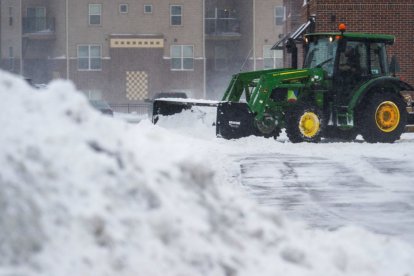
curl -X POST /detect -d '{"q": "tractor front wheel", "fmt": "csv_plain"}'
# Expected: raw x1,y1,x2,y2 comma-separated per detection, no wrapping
358,93,407,143
254,114,281,139
286,104,325,143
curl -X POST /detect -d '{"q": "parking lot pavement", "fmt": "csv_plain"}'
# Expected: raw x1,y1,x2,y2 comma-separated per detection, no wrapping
234,153,414,245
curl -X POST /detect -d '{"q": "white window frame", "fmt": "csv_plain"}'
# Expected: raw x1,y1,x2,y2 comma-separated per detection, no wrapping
119,4,128,14
89,4,102,25
144,5,153,14
170,45,194,71
170,5,182,26
77,44,102,71
274,6,285,26
263,45,283,69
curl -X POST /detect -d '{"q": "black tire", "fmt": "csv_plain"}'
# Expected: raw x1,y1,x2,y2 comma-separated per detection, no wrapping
285,103,325,143
258,127,282,139
324,126,358,141
254,114,281,139
357,92,407,143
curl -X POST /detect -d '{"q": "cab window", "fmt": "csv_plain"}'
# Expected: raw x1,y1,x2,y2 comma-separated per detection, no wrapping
370,43,388,76
338,41,369,78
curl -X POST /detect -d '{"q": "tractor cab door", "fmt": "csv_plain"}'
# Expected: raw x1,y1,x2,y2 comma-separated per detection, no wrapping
333,40,389,107
333,40,370,106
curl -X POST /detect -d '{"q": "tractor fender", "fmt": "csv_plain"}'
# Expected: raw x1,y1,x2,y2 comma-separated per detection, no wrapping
348,76,414,111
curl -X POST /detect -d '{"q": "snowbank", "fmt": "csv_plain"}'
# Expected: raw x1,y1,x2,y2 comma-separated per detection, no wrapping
0,71,413,276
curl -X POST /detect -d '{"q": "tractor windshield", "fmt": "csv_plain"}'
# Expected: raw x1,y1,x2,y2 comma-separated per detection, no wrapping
304,36,338,77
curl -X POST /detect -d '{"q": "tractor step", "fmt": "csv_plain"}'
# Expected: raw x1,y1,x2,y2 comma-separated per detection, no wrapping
405,105,414,132
405,125,414,132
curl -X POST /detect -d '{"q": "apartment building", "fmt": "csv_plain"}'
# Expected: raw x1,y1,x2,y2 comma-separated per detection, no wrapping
0,0,283,103
279,0,414,86
204,0,285,99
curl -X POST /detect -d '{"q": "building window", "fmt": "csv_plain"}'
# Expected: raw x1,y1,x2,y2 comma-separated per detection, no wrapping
170,5,182,26
8,7,13,26
77,45,102,71
263,46,283,69
8,47,14,70
171,45,193,71
27,7,47,31
86,90,102,100
119,4,128,14
274,6,285,25
89,4,102,25
144,5,153,14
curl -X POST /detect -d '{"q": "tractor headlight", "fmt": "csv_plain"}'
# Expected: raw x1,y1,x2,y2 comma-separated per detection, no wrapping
311,75,322,83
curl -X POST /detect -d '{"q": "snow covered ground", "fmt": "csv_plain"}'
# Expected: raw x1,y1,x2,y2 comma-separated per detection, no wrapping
1,70,414,276
157,106,414,244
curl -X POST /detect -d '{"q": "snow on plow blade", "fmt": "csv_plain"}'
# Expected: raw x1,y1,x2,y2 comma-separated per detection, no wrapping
152,99,259,139
152,98,219,124
216,102,258,139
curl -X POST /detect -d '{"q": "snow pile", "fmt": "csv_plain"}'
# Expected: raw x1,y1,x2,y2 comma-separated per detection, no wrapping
0,71,413,276
156,105,217,139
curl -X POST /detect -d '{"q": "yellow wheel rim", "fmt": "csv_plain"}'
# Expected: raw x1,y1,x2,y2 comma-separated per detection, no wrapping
299,112,320,138
375,101,400,133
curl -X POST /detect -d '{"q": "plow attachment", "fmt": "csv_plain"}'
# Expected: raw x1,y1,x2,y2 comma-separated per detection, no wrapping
216,102,259,139
152,99,260,139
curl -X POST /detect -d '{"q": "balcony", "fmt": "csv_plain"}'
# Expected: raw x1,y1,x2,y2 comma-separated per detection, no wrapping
22,17,55,40
205,8,241,40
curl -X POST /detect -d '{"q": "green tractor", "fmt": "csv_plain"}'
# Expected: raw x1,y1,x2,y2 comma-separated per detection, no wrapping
153,26,414,143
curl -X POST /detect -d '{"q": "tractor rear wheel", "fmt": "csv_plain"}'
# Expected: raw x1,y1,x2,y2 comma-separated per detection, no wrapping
358,92,407,143
286,104,325,143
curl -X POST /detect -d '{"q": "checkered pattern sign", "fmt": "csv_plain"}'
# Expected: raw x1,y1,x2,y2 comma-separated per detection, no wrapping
126,71,148,101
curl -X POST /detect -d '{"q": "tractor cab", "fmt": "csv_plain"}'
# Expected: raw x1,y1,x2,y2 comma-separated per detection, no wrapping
304,29,395,106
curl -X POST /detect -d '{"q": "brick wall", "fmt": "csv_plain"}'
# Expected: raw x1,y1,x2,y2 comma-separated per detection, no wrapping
304,0,414,85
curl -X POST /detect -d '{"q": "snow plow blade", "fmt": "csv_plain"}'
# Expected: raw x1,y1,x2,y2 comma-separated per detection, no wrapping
216,102,258,139
152,99,219,124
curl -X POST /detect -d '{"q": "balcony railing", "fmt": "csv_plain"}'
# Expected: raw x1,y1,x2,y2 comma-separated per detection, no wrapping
23,17,55,34
205,18,240,36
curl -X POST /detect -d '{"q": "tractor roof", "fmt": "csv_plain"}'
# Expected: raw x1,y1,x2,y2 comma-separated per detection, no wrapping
305,32,395,44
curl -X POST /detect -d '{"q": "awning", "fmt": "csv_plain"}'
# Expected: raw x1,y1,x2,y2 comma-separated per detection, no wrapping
271,33,290,50
271,18,315,50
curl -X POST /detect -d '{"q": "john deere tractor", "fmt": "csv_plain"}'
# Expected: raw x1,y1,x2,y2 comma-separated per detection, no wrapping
153,25,414,143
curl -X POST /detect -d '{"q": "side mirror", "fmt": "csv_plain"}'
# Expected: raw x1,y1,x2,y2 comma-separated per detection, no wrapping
389,55,400,76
